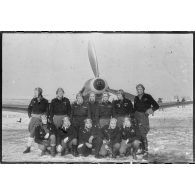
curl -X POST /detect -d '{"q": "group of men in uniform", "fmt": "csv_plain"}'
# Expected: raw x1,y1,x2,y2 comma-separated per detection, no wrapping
23,84,159,160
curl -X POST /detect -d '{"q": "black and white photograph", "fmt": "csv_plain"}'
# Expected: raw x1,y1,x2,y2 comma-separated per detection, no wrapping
1,32,193,163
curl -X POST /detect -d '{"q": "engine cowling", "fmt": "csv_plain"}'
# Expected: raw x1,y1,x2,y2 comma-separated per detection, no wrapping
90,78,108,94
81,78,108,96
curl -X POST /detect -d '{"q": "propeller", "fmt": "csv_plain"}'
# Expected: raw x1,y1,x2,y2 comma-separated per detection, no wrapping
88,41,99,78
107,88,135,101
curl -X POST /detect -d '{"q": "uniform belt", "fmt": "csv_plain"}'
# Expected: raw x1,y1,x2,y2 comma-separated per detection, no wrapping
135,111,145,114
100,117,110,119
73,116,86,118
53,114,66,117
115,114,126,117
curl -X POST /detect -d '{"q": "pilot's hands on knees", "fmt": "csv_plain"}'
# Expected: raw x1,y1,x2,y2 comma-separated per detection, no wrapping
88,136,94,144
145,108,154,115
57,145,62,153
86,142,92,148
64,137,69,143
126,139,129,144
103,140,107,144
97,123,101,128
78,144,83,148
47,118,51,123
44,133,49,139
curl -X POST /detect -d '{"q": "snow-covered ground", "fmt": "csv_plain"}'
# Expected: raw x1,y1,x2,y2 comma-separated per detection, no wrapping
2,104,193,163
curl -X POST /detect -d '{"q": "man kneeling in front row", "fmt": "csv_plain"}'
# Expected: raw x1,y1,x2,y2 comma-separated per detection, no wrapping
119,116,141,160
99,118,121,158
56,116,78,157
34,115,56,157
78,118,103,158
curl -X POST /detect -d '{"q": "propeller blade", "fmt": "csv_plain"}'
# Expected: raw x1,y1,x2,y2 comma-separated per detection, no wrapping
107,88,135,101
88,41,99,77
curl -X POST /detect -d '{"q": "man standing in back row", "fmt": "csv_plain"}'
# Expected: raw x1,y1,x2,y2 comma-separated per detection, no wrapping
112,89,134,127
87,92,99,126
23,87,49,154
134,84,159,159
71,93,89,134
96,92,114,128
50,88,71,129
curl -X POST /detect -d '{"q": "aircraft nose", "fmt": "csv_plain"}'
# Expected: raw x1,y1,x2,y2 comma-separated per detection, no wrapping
93,78,106,91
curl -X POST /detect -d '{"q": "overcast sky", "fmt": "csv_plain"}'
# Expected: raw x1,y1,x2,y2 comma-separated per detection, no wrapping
2,33,193,102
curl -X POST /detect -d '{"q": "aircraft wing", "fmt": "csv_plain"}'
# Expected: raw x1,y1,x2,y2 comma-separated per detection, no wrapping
2,104,28,113
159,101,193,108
107,88,135,101
107,88,193,109
2,100,193,114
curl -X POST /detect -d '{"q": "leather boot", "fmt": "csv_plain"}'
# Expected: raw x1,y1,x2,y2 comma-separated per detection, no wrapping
23,147,31,154
112,150,117,158
41,145,47,156
95,154,102,159
132,152,137,160
41,150,46,156
72,145,78,157
143,138,148,154
51,146,56,157
143,152,148,160
61,149,66,156
142,138,148,160
137,138,145,155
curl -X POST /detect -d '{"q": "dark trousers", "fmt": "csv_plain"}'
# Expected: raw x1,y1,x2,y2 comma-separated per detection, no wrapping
28,117,42,138
119,139,140,155
134,111,149,152
99,142,121,156
61,138,77,151
72,117,85,137
38,134,56,151
78,137,103,157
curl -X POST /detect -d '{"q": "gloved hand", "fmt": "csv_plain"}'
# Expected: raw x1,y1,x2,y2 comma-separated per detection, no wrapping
145,108,154,115
103,140,107,144
57,145,62,153
126,139,129,144
44,133,49,139
105,145,109,150
97,123,101,128
64,137,69,143
78,144,83,148
88,136,94,144
85,143,92,148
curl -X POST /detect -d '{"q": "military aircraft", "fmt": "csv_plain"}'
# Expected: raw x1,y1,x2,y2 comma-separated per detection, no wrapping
2,41,193,112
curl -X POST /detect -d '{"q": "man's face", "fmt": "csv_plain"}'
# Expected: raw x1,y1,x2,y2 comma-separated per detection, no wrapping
137,86,144,95
124,118,131,127
89,93,95,102
77,96,83,104
57,90,64,98
41,116,47,125
110,120,117,129
34,89,39,98
85,121,92,129
103,94,109,102
117,93,123,100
